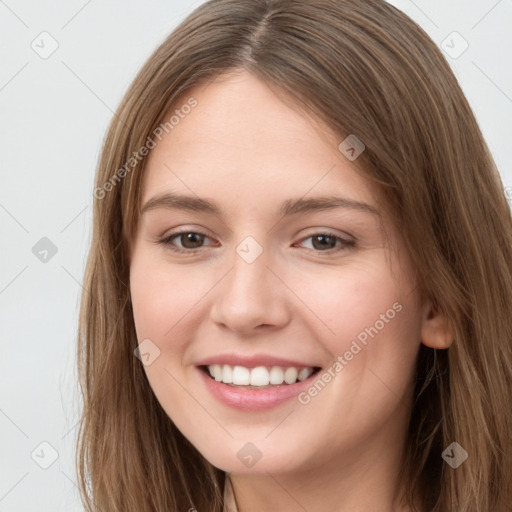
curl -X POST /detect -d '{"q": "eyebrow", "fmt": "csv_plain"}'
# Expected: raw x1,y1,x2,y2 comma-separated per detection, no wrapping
141,192,380,218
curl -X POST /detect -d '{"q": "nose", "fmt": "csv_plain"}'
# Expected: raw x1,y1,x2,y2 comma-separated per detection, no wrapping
209,245,291,335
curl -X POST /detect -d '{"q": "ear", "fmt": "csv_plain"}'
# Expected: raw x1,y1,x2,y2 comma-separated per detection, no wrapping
420,300,454,349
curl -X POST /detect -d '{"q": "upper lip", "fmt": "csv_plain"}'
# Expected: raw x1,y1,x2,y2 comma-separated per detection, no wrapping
196,354,321,369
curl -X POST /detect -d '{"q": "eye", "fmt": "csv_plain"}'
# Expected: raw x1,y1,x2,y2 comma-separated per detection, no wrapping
296,232,355,252
157,230,355,254
158,230,216,253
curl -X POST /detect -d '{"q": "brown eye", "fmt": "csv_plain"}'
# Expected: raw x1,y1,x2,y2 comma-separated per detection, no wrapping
298,232,355,253
159,231,215,253
310,234,338,250
176,232,207,249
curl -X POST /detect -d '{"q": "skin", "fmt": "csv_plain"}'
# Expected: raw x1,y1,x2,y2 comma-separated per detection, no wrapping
129,69,453,512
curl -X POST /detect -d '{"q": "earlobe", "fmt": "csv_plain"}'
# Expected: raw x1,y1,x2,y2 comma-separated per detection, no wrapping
420,301,454,349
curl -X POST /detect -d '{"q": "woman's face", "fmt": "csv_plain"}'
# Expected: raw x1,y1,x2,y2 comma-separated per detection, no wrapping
129,70,428,476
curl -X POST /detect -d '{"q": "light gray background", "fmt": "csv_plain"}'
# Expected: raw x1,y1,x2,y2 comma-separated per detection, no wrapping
1,1,511,510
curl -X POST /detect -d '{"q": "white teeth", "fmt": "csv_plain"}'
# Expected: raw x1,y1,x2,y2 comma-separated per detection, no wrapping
297,367,313,381
206,364,316,386
222,364,233,384
269,366,284,384
250,366,269,386
211,364,222,382
232,365,250,385
284,367,298,384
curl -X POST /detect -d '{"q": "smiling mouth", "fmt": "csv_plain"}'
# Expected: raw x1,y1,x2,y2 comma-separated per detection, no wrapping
201,364,322,388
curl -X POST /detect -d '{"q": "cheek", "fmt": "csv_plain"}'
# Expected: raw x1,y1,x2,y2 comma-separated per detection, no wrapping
293,258,421,408
129,254,210,432
130,250,210,343
291,258,414,351
129,252,218,406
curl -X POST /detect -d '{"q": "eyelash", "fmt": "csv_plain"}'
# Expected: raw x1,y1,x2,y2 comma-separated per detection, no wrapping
157,230,355,254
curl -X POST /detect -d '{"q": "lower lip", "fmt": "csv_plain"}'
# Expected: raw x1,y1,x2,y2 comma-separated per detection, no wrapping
198,367,318,411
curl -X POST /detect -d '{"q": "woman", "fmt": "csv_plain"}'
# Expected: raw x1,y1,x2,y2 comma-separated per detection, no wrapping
77,1,512,510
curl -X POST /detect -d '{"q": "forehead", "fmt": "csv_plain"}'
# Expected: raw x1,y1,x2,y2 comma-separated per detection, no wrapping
141,71,377,212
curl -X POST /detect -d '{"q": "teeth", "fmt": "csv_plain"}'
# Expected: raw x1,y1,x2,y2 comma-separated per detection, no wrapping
250,366,269,386
297,367,314,381
222,364,233,384
212,364,223,382
269,366,284,384
284,367,298,384
206,364,316,386
232,365,250,385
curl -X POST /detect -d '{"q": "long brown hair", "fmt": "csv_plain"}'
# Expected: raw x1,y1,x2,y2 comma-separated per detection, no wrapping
77,0,512,510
